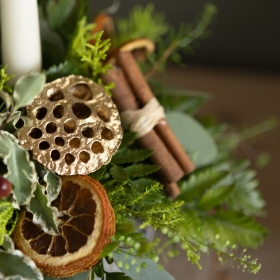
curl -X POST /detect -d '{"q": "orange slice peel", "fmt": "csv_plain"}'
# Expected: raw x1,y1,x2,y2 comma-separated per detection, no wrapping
13,175,115,278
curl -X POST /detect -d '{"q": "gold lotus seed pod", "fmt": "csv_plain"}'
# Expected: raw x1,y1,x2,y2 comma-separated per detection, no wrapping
18,75,123,175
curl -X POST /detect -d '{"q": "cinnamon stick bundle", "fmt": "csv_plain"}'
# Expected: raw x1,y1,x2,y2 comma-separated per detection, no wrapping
116,51,195,174
102,67,183,196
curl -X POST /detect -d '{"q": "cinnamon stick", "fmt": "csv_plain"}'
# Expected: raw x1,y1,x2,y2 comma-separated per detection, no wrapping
101,67,184,190
116,51,195,174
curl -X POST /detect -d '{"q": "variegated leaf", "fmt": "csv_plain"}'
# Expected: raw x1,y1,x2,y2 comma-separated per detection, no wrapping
0,131,37,208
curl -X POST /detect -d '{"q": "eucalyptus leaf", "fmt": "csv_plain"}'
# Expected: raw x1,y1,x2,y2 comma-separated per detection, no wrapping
166,111,217,167
0,250,43,280
44,270,90,280
27,184,59,235
0,131,37,208
113,251,174,280
13,72,46,111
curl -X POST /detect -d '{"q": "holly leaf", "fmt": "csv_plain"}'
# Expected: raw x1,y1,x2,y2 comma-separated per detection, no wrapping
125,164,161,178
0,249,43,280
27,184,59,235
43,171,61,204
13,72,46,111
113,251,174,280
110,165,129,182
0,131,37,208
112,149,153,164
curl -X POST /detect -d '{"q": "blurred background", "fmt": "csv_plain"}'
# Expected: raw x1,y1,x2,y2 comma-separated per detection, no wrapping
92,1,280,279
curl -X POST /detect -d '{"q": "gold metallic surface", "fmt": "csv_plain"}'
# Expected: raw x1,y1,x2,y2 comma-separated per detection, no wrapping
18,75,123,175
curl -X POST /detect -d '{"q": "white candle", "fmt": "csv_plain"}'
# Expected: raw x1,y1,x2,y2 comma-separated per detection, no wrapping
1,0,42,82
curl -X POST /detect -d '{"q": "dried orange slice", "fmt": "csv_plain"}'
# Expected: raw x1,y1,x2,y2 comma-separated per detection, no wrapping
13,175,115,278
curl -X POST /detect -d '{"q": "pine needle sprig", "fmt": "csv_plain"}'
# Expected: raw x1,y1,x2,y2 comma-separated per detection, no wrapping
114,3,169,46
145,4,218,79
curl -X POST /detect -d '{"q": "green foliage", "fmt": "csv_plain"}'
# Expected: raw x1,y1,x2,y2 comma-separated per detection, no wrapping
114,3,169,46
68,17,111,83
145,4,218,78
0,131,37,208
0,66,13,93
113,250,175,280
0,236,43,280
0,202,17,245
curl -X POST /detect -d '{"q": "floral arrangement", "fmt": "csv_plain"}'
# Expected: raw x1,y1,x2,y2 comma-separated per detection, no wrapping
0,1,271,279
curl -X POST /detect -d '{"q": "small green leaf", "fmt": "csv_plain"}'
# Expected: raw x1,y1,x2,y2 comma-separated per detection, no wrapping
0,111,21,128
1,235,14,252
27,184,59,234
112,149,153,164
43,171,61,203
99,242,119,259
13,72,46,111
0,250,43,280
0,89,13,109
166,112,217,167
0,131,37,208
110,165,129,182
46,0,76,30
177,169,228,201
129,178,159,190
106,271,132,280
0,202,15,245
125,164,161,178
89,165,107,181
197,184,235,210
119,131,138,149
113,251,174,280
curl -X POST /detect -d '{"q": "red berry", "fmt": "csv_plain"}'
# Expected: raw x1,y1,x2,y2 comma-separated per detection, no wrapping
0,176,12,198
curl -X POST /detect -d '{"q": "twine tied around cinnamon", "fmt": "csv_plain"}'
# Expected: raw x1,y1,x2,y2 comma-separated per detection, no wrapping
121,97,165,138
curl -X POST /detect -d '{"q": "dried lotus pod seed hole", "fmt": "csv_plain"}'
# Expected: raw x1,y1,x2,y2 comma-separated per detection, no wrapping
69,138,81,148
35,107,47,120
51,150,60,161
101,127,114,140
46,122,57,134
96,106,110,122
39,141,50,150
53,105,64,119
91,141,104,154
82,127,94,138
79,151,90,163
70,83,93,101
29,128,42,139
64,119,76,133
72,103,91,119
47,88,64,101
14,118,24,129
55,137,65,146
65,153,75,165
